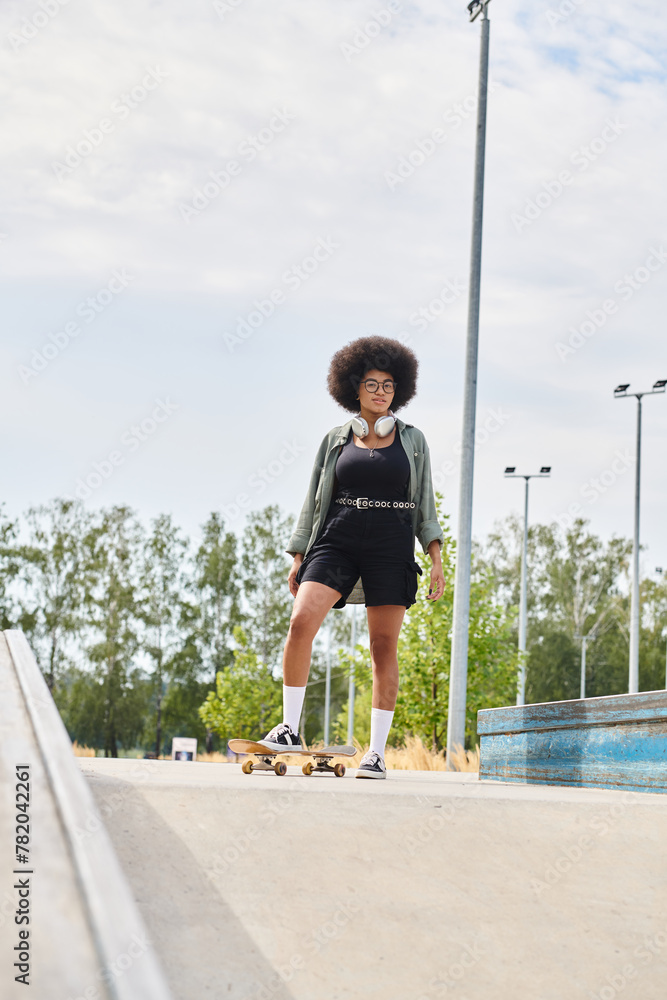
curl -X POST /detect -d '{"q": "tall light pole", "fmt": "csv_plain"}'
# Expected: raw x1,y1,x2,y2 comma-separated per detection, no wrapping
504,466,551,705
446,0,493,765
324,615,332,745
574,631,596,699
347,603,357,746
614,380,666,693
656,567,667,690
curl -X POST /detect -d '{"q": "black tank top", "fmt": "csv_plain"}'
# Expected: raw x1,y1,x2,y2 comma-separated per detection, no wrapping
335,427,409,498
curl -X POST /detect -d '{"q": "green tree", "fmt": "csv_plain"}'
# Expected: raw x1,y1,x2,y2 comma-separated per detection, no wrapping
14,499,88,693
393,511,517,749
160,641,212,753
61,665,151,754
138,513,189,756
239,506,294,669
537,519,630,638
333,502,518,751
638,573,667,693
80,506,148,757
332,643,372,747
477,515,632,704
190,512,240,751
199,626,281,742
0,504,19,629
308,601,370,746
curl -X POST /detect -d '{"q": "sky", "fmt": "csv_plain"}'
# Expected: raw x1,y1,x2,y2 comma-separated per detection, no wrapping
2,0,666,577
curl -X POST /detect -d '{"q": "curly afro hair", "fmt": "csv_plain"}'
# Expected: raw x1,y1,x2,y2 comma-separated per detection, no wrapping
327,336,418,413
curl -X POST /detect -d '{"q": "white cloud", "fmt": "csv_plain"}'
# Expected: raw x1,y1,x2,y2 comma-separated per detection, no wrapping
0,0,665,567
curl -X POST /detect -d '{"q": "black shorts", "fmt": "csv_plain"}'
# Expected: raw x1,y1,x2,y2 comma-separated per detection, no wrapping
295,501,423,609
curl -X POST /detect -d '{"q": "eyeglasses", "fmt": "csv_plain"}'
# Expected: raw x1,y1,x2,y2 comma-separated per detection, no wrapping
360,379,397,394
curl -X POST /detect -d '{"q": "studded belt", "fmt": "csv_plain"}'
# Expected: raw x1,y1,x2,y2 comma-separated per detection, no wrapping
335,496,416,510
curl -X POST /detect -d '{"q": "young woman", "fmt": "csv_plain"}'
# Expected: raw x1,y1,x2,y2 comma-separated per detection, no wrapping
260,336,445,778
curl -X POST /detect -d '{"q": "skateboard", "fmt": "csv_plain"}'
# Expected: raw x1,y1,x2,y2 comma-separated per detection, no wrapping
228,740,357,777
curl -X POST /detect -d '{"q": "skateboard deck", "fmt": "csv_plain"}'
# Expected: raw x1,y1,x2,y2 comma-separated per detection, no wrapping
228,739,357,777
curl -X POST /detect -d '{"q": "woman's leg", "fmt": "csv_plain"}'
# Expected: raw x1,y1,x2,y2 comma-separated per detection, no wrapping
262,581,342,746
359,604,406,767
283,580,342,686
366,604,406,710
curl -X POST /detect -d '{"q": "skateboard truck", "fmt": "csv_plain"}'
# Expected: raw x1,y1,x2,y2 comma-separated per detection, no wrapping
301,754,346,778
229,740,356,777
241,754,288,777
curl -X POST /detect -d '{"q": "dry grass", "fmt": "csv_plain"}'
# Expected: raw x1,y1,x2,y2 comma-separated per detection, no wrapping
385,736,479,772
71,737,480,772
446,742,480,772
196,751,231,763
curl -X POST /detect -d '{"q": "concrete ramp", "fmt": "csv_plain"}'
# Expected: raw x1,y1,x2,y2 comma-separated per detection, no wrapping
0,631,171,1000
78,756,667,1000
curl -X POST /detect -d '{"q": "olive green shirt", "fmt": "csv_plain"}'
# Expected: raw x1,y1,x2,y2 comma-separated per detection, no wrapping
286,417,444,604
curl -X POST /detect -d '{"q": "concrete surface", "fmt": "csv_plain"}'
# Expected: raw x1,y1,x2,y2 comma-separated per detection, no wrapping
79,756,667,1000
1,630,172,1000
0,635,105,1000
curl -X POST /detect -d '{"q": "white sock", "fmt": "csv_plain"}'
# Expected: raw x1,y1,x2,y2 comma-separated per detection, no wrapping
283,685,306,734
369,707,394,758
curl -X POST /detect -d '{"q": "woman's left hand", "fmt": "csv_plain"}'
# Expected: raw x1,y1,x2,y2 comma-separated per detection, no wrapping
427,564,445,601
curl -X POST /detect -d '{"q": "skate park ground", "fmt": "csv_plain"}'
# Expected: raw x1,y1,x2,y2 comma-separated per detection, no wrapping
78,755,667,1000
4,625,667,1000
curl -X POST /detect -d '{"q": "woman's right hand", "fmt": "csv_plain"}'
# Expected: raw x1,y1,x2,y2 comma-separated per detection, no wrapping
288,554,304,597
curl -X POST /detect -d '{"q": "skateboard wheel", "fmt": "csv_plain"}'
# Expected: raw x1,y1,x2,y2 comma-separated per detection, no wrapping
334,763,346,778
274,761,287,776
302,761,314,776
241,759,254,774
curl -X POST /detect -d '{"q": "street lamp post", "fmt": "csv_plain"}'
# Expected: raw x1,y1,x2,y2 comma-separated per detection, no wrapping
446,0,493,766
504,467,551,705
324,615,332,745
614,380,666,693
657,568,667,690
574,632,596,699
347,603,357,746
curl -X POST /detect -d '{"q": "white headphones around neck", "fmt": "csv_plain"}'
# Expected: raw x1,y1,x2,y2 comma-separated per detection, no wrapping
351,411,396,439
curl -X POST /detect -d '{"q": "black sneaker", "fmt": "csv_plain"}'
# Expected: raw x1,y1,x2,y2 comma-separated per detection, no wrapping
355,750,387,779
259,723,303,752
